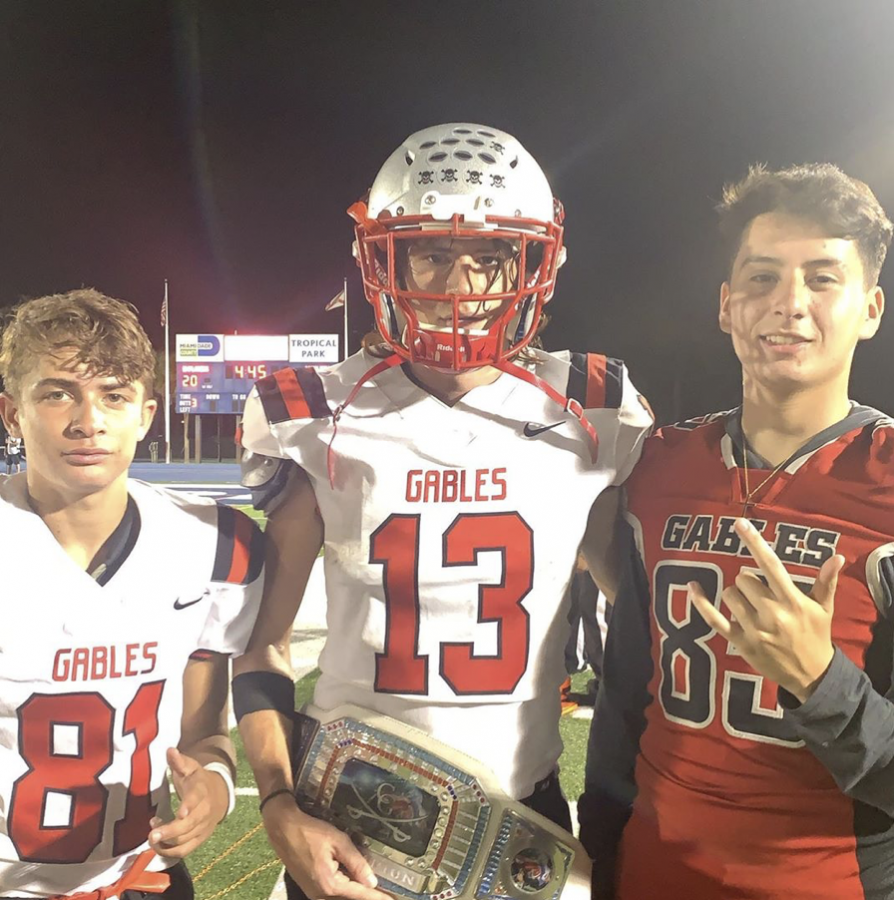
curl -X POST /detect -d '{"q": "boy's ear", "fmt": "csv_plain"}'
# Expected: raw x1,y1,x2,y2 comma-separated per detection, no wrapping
858,285,884,341
718,282,732,334
0,392,23,438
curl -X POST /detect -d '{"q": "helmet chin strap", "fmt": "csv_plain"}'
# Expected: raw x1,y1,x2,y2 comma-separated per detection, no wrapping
409,326,501,369
326,351,599,490
327,353,403,488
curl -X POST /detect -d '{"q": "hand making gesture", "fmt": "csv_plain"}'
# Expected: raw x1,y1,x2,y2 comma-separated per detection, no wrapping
148,748,230,858
689,517,845,703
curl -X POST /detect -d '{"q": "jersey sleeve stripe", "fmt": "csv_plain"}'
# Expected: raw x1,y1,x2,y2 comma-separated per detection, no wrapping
567,352,588,407
227,512,251,584
294,367,331,418
567,353,624,409
568,352,624,410
604,357,624,410
256,368,309,424
247,513,265,582
212,506,264,585
585,354,608,409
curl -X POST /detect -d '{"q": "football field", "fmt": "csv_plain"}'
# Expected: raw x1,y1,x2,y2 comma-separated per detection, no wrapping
134,464,593,900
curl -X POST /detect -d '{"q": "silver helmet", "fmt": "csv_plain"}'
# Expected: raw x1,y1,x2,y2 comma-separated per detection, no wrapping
367,123,557,230
349,123,565,371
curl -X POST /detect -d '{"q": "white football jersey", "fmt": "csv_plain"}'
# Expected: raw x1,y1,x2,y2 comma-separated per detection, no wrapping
242,348,651,797
0,476,264,898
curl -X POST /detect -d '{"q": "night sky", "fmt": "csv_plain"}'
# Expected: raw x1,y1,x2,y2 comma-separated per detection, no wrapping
2,0,894,425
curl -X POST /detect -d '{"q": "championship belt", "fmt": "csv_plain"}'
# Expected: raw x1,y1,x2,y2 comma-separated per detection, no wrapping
292,705,590,900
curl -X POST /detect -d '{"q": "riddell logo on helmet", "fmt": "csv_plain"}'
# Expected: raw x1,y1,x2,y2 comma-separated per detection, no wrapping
435,341,466,357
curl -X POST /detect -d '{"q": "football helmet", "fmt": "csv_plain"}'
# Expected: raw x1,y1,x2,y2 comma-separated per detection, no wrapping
349,123,565,370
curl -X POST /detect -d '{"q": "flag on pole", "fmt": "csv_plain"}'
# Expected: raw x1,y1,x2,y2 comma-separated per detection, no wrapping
162,280,171,464
324,287,346,311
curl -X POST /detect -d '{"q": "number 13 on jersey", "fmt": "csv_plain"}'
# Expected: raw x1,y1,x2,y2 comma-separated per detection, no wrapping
370,511,534,696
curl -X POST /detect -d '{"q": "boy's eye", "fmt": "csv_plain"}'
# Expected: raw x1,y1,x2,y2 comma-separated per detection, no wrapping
423,253,452,265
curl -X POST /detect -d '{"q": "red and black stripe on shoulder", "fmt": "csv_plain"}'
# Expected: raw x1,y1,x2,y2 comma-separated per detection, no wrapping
567,353,624,410
256,367,330,425
211,506,265,585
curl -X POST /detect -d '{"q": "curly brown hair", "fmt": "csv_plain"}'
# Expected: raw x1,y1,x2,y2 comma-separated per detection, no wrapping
0,288,156,399
717,163,893,287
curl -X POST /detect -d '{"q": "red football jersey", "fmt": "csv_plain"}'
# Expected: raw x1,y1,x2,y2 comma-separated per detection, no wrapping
586,407,894,900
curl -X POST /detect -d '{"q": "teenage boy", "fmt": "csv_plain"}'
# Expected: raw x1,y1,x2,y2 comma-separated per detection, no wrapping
0,289,264,899
580,164,894,900
233,123,653,900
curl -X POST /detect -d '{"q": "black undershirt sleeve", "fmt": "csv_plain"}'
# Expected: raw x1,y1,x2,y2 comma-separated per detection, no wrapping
579,519,655,898
781,635,894,817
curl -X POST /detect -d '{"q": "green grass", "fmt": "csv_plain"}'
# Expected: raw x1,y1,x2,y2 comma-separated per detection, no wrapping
189,669,593,899
237,505,268,528
187,798,280,900
558,670,593,802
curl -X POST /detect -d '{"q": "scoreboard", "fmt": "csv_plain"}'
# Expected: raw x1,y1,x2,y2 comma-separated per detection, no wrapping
176,333,339,415
177,360,284,414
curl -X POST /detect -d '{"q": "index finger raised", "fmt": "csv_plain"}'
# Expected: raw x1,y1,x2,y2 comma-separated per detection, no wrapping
734,518,795,599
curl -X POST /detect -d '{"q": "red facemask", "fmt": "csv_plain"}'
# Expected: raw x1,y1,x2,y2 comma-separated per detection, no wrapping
349,202,564,371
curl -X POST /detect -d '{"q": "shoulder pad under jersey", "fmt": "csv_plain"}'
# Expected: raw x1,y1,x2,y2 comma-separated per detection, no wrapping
241,450,296,514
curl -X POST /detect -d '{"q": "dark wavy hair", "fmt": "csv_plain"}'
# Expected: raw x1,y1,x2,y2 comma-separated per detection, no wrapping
717,163,893,287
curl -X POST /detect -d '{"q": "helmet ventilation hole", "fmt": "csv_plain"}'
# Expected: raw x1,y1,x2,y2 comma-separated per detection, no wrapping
454,150,473,160
477,130,496,138
429,151,448,162
478,152,496,164
419,141,436,149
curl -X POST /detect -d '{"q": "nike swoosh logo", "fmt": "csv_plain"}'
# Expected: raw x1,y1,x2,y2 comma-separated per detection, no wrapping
173,596,204,611
523,421,563,437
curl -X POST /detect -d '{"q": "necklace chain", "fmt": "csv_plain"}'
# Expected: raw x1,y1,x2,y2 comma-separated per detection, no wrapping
740,451,790,518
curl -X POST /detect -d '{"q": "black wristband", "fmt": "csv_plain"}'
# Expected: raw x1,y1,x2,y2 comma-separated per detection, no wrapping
259,787,296,814
232,671,295,722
